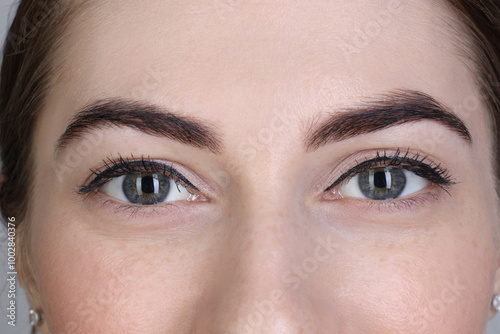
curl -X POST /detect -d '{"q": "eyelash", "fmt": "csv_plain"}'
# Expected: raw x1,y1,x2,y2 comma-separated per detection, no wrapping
78,149,454,213
324,148,455,193
77,154,198,196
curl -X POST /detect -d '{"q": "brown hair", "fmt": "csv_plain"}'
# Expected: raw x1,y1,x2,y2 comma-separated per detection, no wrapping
0,0,84,296
0,0,74,222
0,0,499,288
447,0,500,179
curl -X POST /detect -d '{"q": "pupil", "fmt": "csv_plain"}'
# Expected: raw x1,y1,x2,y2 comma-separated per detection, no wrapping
141,176,155,194
123,173,170,205
373,171,387,188
357,167,406,200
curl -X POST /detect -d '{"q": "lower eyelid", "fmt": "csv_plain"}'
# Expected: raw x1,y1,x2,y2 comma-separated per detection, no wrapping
90,195,194,221
368,191,439,210
321,190,441,215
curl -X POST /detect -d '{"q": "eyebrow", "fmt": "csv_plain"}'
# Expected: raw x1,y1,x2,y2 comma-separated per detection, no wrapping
56,99,223,154
305,90,472,151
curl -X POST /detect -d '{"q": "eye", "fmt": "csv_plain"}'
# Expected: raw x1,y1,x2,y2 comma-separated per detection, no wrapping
101,172,192,205
339,167,430,200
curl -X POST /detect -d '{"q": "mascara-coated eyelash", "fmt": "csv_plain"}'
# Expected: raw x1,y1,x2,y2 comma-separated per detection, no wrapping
77,155,198,196
324,148,455,193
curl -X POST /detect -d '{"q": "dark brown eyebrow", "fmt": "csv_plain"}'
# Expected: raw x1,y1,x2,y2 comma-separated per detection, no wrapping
56,99,223,154
305,90,472,151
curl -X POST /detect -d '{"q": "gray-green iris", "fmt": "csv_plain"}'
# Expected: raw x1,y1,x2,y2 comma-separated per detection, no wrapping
358,167,406,200
122,173,170,205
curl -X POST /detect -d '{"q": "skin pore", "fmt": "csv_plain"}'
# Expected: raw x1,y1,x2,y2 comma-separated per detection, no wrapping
22,0,500,332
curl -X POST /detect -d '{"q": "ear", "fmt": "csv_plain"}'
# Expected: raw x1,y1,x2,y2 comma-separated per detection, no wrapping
15,219,51,333
489,243,500,319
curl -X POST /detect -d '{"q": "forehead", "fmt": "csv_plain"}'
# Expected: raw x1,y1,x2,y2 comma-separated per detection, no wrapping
49,0,477,124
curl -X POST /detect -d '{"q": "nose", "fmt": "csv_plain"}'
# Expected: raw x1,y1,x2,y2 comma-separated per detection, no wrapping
195,187,334,334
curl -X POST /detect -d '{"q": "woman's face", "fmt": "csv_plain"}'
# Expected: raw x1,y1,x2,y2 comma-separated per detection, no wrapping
26,0,500,333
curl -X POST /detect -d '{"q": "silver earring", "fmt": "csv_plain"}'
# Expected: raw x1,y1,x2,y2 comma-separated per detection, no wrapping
492,294,500,311
29,308,42,334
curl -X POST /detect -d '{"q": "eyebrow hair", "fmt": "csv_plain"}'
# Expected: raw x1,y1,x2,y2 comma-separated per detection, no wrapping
305,90,472,151
56,99,223,154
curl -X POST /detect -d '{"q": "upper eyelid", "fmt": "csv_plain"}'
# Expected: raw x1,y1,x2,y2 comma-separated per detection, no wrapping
324,152,452,192
105,160,198,190
77,159,199,195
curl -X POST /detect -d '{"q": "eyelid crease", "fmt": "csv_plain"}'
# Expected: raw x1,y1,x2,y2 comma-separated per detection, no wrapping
324,148,455,192
76,154,199,196
305,89,472,151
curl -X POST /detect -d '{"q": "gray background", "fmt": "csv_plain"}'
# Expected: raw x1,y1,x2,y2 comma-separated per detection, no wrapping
0,0,498,333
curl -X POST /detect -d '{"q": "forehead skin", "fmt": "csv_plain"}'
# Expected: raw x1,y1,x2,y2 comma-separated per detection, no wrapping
49,0,480,125
29,0,499,333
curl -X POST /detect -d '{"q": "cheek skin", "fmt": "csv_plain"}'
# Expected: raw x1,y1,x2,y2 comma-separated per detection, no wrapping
29,197,496,333
296,221,493,333
351,228,493,333
31,213,226,333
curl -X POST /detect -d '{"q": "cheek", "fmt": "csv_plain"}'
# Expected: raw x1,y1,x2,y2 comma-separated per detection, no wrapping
341,224,495,333
30,213,219,333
